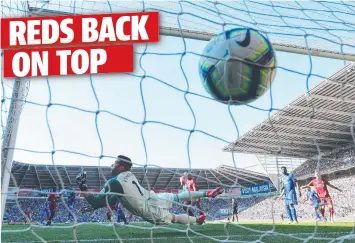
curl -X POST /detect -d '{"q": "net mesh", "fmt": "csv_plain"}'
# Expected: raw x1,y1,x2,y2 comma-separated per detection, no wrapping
1,0,355,242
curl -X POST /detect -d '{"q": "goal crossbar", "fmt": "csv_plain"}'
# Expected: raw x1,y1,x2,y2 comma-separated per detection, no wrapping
28,7,355,62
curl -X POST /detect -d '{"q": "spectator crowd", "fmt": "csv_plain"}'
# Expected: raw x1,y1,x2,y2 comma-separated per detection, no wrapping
3,196,263,224
4,174,354,224
293,146,355,178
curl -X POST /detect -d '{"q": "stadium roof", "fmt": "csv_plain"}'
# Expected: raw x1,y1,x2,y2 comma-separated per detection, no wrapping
9,162,273,190
223,63,355,161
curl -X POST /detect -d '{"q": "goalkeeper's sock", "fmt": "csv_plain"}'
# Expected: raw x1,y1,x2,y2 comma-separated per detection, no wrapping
176,191,206,201
286,207,293,221
290,207,298,222
173,214,197,224
206,187,224,198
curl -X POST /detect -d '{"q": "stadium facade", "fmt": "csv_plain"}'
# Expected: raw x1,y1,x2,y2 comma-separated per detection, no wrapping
9,161,275,197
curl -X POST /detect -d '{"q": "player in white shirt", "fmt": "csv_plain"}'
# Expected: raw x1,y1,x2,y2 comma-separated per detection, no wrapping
77,155,224,225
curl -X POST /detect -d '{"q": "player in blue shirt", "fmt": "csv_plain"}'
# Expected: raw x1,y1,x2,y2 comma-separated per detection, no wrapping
40,200,50,224
66,186,76,223
301,185,321,221
278,166,301,224
116,201,128,224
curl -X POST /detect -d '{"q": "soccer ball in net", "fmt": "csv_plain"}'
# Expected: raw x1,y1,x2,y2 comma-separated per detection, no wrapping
198,28,277,105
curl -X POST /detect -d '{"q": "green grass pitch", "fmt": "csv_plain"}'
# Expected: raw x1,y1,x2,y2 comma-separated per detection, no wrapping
2,221,355,243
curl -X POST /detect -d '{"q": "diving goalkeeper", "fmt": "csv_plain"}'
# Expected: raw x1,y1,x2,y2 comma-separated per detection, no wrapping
77,155,224,225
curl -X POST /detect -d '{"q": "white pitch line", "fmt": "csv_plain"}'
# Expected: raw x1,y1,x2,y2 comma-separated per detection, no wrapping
1,232,354,243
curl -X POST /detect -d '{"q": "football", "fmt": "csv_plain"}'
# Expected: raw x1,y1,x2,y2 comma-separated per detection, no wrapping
198,28,277,105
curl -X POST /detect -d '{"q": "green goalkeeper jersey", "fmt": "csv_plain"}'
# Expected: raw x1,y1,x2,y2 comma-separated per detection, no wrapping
86,177,123,208
86,171,172,223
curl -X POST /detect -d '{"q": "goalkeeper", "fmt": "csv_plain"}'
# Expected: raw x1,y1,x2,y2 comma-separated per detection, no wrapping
77,155,224,225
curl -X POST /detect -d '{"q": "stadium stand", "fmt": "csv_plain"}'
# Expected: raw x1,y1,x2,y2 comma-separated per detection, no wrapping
4,156,354,225
4,173,354,224
9,161,273,190
4,162,275,224
294,146,355,178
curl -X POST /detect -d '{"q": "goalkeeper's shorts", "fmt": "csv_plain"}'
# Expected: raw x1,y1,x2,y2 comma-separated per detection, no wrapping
143,192,176,224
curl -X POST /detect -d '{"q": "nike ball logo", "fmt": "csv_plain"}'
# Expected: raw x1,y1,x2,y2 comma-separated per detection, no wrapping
235,29,251,47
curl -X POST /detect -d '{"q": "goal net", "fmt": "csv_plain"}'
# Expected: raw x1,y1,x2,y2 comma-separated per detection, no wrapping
2,1,355,242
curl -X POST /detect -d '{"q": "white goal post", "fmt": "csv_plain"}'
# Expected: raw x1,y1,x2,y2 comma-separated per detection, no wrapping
24,6,355,62
1,77,30,231
161,26,355,62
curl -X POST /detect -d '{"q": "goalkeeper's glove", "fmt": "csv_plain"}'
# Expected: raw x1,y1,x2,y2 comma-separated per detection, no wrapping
76,170,88,191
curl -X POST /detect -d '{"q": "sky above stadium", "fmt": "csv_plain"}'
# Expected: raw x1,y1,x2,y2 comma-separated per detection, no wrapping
1,0,353,175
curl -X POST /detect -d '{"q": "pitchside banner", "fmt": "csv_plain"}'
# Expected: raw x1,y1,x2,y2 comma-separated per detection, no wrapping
24,187,78,197
1,12,159,77
241,183,271,196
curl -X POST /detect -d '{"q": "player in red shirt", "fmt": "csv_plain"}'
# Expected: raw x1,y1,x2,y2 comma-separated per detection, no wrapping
107,203,116,221
184,173,204,217
180,172,188,191
46,187,60,226
25,205,32,224
307,171,342,222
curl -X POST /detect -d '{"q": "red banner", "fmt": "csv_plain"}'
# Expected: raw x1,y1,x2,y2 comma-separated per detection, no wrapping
3,45,133,77
8,222,24,225
1,12,158,77
1,12,159,49
17,190,29,197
